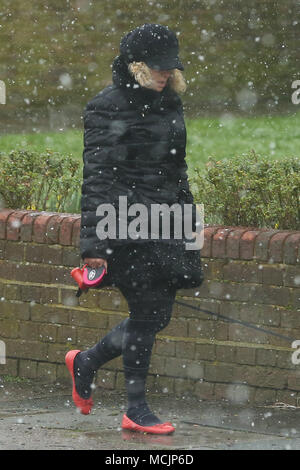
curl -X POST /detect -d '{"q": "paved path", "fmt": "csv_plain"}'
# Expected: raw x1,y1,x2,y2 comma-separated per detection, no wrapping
1,379,300,450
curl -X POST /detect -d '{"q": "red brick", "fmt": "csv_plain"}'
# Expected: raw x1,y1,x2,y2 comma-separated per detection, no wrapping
287,373,300,391
283,233,300,265
269,231,292,263
46,215,63,244
14,264,52,284
20,211,40,242
5,242,25,262
59,216,76,246
223,261,262,283
50,266,74,285
71,217,81,247
202,225,223,257
42,245,63,265
6,210,29,241
25,244,44,263
32,214,56,243
6,339,48,361
247,284,290,307
254,230,278,261
226,227,249,259
0,209,15,239
20,285,42,303
212,228,233,259
284,266,300,287
0,259,17,280
291,289,300,309
240,230,261,260
262,265,283,286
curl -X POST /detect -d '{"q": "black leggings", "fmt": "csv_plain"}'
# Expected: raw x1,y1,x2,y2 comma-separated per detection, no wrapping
76,241,200,424
79,282,177,417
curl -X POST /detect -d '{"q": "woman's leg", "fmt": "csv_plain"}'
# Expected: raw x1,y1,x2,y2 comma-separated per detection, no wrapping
70,245,133,399
72,281,176,411
120,284,177,426
70,243,176,410
73,318,129,399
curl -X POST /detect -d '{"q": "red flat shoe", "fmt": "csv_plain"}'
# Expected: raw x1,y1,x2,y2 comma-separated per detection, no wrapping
122,414,175,435
65,349,94,415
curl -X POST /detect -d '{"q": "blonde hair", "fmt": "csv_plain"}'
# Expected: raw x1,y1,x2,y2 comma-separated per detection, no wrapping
128,61,187,94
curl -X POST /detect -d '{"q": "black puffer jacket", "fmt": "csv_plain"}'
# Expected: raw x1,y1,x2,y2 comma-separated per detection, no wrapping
80,56,196,261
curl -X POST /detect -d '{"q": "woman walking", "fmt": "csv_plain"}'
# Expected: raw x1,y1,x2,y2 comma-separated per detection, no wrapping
66,23,203,435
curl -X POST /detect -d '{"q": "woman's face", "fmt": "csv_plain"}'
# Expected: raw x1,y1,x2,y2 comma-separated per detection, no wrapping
149,69,173,92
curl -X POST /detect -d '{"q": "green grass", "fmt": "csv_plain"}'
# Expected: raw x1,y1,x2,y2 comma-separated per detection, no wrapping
1,111,300,178
186,111,300,171
0,129,83,160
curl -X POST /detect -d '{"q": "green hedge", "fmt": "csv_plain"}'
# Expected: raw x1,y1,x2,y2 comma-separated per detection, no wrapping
0,149,81,213
191,151,300,230
1,149,299,231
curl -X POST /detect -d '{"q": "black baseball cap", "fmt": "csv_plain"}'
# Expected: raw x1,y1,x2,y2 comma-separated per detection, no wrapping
120,23,184,71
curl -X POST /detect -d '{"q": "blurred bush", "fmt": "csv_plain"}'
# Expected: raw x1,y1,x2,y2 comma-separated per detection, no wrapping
191,151,300,230
1,0,300,133
1,148,299,231
0,149,81,213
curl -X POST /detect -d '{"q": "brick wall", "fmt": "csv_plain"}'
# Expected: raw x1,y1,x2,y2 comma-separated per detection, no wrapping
0,208,300,405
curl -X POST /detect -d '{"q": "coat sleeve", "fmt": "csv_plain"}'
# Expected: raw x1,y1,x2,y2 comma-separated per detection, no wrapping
177,158,198,233
80,94,127,261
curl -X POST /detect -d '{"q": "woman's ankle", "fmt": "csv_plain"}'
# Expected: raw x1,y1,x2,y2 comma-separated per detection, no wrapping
74,353,96,399
126,402,162,426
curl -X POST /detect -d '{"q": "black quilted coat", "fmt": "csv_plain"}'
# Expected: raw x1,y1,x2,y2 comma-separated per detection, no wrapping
80,56,197,263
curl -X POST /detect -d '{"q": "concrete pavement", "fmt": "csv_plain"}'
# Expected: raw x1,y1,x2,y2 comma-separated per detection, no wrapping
1,377,300,450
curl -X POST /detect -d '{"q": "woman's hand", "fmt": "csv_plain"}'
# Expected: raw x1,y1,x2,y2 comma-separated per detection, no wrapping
83,258,108,272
